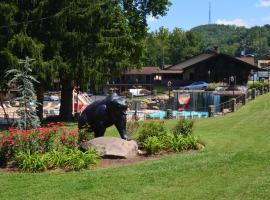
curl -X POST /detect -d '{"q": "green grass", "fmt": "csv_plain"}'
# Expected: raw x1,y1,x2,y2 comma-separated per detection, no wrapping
1,94,270,199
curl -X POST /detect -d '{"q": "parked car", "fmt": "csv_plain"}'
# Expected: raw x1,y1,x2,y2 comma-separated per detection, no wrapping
183,81,208,90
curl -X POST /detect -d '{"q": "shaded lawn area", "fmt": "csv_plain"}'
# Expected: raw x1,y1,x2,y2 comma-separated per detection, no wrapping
1,94,270,200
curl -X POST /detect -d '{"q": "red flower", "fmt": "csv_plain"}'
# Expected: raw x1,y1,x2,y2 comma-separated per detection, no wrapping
38,134,45,140
60,133,67,142
69,129,78,137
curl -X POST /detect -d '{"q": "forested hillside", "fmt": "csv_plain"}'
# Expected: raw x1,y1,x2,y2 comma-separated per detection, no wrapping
144,24,270,67
191,24,270,57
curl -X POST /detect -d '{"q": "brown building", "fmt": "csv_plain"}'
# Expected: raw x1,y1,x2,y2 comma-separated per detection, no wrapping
107,67,182,92
107,50,260,93
167,50,259,85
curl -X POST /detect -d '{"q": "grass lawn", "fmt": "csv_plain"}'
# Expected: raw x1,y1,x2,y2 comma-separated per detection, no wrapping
1,94,270,199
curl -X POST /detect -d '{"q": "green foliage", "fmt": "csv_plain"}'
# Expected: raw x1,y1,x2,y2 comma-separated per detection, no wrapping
191,24,270,58
137,121,167,145
165,133,199,152
5,57,40,129
144,27,203,66
137,119,200,155
45,149,67,169
15,148,99,172
172,119,194,137
78,128,95,144
15,150,47,172
247,81,269,89
63,148,99,171
207,82,226,91
143,136,164,155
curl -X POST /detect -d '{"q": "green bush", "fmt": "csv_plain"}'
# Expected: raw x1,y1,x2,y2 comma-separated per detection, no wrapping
165,133,187,152
137,121,167,145
185,135,200,149
15,151,47,172
207,82,226,91
15,148,99,172
143,136,164,155
172,119,194,137
78,128,94,144
165,133,200,152
64,148,99,171
45,150,68,169
247,81,269,89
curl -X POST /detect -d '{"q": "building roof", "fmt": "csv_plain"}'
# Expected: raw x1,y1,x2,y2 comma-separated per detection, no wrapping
124,67,182,75
168,52,260,71
236,57,256,66
167,53,216,71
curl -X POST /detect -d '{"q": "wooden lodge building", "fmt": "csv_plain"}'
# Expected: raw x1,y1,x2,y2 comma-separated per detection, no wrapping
107,49,260,92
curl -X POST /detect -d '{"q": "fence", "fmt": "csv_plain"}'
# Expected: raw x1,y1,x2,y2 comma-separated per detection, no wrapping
208,85,270,117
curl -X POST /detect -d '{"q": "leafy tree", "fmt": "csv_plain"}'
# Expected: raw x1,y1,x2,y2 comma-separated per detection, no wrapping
0,0,171,121
6,57,40,130
143,27,203,66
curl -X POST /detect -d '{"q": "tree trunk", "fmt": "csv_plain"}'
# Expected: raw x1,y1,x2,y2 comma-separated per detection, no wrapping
36,84,44,121
0,96,11,126
59,80,73,121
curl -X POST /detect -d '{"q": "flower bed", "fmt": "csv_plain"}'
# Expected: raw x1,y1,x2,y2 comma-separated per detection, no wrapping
0,122,99,172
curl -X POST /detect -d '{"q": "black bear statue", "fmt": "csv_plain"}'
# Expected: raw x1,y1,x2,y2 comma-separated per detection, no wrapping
78,93,129,140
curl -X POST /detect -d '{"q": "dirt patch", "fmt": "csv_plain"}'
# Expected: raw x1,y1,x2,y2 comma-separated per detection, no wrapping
98,155,159,169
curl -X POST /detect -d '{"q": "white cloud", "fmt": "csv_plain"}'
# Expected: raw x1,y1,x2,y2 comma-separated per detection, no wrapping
262,15,270,22
256,0,270,8
216,18,248,27
147,15,158,23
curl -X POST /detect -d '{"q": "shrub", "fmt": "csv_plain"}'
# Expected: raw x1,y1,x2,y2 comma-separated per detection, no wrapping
15,148,99,172
165,133,200,152
172,119,194,137
45,149,68,169
0,135,16,166
137,121,167,145
247,81,269,90
78,128,94,144
207,82,225,91
0,123,74,164
64,148,99,171
15,150,47,172
165,133,187,152
143,136,164,155
60,129,79,149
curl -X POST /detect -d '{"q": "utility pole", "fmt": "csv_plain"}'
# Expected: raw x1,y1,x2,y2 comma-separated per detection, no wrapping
208,1,212,24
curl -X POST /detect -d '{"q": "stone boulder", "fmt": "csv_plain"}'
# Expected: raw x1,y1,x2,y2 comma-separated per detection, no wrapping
81,137,138,159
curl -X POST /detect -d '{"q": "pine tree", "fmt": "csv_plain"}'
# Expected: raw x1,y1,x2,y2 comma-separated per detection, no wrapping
6,57,41,130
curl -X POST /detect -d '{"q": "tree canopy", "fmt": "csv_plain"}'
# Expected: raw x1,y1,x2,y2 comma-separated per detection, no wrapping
0,0,171,120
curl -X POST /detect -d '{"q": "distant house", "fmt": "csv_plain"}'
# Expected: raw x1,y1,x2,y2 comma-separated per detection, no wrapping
107,49,260,93
167,50,259,85
257,55,270,81
107,67,182,92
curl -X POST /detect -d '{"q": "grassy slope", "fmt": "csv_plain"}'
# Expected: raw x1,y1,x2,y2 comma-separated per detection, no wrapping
1,94,270,200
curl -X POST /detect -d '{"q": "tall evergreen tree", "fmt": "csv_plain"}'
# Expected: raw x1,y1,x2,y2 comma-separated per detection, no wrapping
0,0,171,121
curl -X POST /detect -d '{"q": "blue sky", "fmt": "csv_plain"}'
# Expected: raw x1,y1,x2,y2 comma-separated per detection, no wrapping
147,0,270,31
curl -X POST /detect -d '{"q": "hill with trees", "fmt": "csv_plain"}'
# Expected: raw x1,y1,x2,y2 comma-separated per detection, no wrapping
190,24,270,58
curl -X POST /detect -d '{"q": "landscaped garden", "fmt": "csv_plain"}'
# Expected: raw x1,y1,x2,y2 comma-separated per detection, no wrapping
0,93,270,199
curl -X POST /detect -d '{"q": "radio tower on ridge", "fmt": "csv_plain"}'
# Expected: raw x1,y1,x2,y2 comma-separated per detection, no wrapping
208,1,212,24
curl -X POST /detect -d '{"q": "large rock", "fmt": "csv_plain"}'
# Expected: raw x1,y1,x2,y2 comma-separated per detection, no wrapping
81,137,138,159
